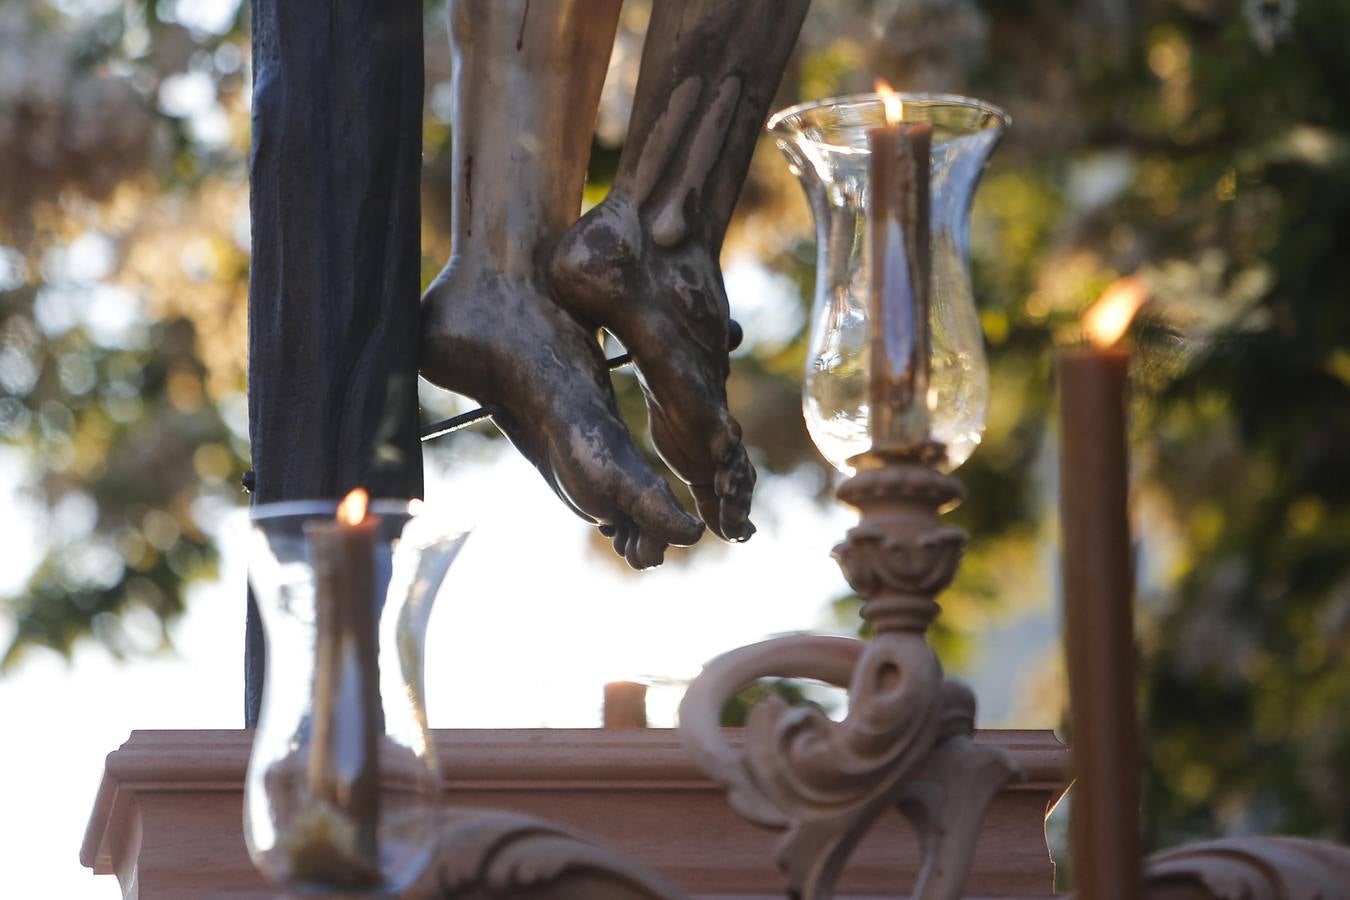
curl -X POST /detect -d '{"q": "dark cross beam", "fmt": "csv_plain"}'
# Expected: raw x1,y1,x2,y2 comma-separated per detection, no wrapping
245,0,425,726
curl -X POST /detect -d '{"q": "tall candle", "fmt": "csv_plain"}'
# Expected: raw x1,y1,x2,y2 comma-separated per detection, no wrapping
1056,276,1148,900
868,86,933,453
294,487,383,884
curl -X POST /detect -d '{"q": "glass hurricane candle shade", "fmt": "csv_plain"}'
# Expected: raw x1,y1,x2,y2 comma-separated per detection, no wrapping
244,500,467,894
769,93,1009,473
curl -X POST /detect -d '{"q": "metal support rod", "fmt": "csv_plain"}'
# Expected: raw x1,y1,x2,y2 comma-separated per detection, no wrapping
419,321,742,442
241,322,743,494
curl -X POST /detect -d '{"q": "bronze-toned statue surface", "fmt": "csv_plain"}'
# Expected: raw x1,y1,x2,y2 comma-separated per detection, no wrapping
420,0,704,571
419,0,807,564
249,0,807,577
551,0,809,543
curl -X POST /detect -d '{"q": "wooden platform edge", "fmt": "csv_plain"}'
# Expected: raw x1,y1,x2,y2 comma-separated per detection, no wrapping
82,727,1069,898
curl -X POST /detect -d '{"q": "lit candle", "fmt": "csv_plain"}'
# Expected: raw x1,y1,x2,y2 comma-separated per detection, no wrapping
1056,276,1148,900
286,487,382,885
868,82,934,454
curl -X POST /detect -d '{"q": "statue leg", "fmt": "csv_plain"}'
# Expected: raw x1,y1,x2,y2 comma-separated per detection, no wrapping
550,0,810,543
421,0,704,568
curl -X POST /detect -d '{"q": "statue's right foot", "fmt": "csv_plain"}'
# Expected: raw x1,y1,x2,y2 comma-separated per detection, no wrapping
420,259,704,569
550,194,757,543
548,0,808,543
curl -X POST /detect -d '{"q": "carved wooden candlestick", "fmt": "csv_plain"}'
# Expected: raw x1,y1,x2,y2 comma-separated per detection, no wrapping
680,118,1015,885
676,90,1020,900
678,447,1018,900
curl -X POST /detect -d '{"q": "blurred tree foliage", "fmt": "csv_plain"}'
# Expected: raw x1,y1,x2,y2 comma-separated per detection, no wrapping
0,0,1346,849
0,1,252,664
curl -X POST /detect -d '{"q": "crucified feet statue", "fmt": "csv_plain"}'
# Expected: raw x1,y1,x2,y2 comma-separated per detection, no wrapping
420,0,808,567
420,0,705,571
249,0,807,581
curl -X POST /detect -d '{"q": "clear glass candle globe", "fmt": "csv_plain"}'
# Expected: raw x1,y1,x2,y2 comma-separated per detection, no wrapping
768,93,1008,473
244,499,467,894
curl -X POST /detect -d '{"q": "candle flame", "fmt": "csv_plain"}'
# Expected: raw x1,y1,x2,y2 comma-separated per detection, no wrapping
1083,275,1150,349
337,487,370,525
875,79,903,125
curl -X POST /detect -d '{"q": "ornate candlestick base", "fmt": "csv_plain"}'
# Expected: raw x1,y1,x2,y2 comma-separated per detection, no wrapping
680,448,1020,900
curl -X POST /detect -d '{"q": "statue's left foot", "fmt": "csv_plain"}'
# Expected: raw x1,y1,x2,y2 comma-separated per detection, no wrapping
551,195,756,543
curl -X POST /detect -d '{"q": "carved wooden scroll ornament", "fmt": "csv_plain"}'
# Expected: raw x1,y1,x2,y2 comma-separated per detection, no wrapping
412,810,687,900
1135,836,1350,900
679,451,1021,900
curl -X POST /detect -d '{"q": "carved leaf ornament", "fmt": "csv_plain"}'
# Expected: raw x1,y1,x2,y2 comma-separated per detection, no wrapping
833,520,966,600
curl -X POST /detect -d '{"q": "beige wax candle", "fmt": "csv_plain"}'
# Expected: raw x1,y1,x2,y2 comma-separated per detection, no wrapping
867,87,934,454
294,487,383,884
1056,276,1149,900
